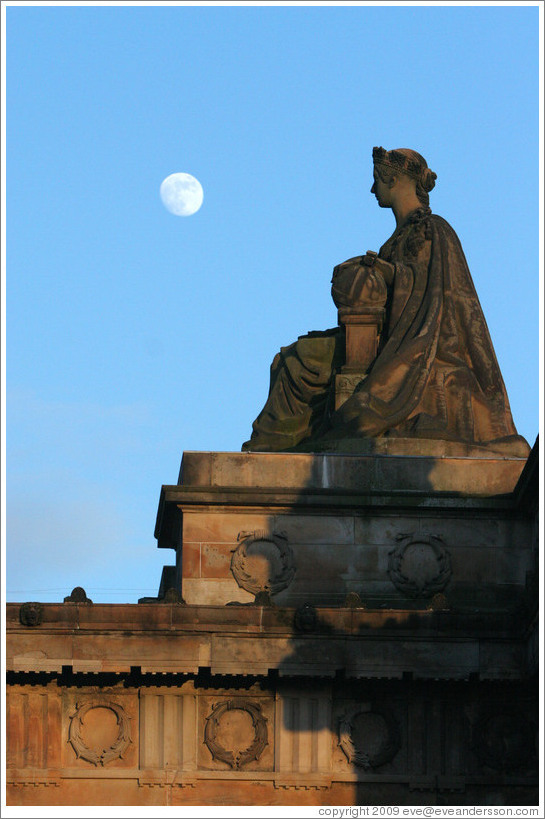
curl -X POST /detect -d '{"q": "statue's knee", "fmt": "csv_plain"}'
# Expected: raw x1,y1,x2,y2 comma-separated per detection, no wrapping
444,368,472,391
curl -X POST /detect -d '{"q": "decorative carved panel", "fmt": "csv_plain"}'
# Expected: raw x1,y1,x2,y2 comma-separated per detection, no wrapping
294,602,318,632
473,711,537,773
19,602,43,627
338,704,401,770
231,530,295,597
139,691,196,770
388,534,451,598
204,699,268,769
68,700,132,766
7,689,59,770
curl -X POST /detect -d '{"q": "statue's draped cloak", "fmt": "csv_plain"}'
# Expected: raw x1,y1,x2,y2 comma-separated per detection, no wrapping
243,208,522,451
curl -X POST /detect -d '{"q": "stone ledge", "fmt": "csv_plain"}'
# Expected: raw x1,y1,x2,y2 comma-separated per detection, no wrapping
6,607,531,680
6,768,537,787
5,602,530,633
177,449,528,494
156,448,531,551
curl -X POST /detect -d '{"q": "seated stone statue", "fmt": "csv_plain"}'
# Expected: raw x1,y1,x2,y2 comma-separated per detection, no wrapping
242,147,528,456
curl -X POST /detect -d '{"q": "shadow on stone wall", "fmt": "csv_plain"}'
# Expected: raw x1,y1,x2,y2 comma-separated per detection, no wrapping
207,440,539,806
271,604,538,806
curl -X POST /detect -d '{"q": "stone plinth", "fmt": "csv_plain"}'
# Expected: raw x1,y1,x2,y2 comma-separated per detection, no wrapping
338,307,384,369
6,443,537,806
335,306,384,410
155,447,531,608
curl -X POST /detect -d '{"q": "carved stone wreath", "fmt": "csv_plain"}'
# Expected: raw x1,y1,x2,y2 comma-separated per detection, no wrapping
231,530,295,597
388,534,451,598
68,700,132,766
473,711,537,772
339,704,401,770
204,699,268,769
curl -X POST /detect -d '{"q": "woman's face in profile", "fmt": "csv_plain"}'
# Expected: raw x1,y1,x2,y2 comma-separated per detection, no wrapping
371,167,392,208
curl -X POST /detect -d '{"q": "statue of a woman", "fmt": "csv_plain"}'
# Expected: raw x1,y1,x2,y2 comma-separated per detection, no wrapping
242,147,528,456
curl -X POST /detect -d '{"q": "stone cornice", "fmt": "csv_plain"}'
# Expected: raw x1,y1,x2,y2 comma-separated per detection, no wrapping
6,601,534,681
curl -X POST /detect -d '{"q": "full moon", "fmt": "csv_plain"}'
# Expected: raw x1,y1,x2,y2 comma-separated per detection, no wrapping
160,172,204,216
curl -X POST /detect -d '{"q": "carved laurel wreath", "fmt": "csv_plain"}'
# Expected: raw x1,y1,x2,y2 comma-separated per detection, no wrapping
204,699,268,770
231,530,295,597
68,700,132,766
472,711,536,773
339,704,401,770
388,534,451,598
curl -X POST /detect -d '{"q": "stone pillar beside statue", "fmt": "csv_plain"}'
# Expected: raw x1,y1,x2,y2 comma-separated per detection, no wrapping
334,305,385,411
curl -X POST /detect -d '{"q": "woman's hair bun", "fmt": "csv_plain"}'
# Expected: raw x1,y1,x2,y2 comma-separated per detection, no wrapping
421,167,437,193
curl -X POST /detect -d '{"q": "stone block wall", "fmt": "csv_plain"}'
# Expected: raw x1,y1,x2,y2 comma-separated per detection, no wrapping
156,450,534,610
178,507,533,609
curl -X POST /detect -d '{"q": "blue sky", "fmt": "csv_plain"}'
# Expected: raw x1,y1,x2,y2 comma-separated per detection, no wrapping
4,2,541,603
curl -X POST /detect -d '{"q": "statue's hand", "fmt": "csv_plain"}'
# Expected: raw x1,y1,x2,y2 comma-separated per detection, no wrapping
362,251,395,286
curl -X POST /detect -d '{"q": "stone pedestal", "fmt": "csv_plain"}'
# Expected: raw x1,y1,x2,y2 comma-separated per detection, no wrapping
155,446,532,610
6,442,538,806
335,306,384,410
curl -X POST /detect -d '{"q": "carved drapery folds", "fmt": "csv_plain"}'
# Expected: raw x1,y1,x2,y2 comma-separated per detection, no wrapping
68,700,132,766
231,530,295,598
204,699,268,769
388,534,451,598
